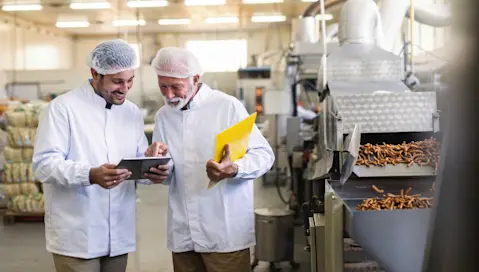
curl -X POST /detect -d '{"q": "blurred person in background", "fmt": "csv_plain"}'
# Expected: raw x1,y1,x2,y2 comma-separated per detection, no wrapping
32,39,169,272
146,47,275,272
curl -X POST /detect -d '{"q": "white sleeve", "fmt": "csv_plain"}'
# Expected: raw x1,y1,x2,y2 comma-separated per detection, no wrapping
135,113,154,185
230,100,275,180
149,111,174,186
32,102,92,187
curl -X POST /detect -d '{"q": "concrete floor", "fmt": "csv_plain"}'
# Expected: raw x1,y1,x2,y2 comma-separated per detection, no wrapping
0,181,310,272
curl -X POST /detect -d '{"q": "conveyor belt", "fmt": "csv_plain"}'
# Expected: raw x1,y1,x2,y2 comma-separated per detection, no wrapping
331,176,435,200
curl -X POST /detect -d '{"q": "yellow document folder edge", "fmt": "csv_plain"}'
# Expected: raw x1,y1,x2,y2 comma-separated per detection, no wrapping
208,112,258,189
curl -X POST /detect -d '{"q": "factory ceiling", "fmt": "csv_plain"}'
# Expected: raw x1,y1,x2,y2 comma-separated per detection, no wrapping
0,0,342,34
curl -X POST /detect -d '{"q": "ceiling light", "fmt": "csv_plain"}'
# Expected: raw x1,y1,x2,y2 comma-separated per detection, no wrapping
205,16,238,24
301,0,316,2
112,19,146,26
70,2,110,9
158,18,191,25
56,21,90,28
242,0,282,4
2,4,42,11
251,15,286,23
315,14,333,21
127,0,168,8
184,0,225,6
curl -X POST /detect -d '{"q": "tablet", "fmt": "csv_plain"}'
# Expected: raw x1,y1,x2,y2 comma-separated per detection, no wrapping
116,157,171,180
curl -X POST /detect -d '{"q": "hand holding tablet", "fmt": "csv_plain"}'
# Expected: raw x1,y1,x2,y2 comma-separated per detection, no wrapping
116,157,171,181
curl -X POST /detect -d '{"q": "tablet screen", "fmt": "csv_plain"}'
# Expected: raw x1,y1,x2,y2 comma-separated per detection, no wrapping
116,157,171,180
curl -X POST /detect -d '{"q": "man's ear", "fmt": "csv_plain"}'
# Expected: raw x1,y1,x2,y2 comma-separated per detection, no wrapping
90,68,101,80
193,74,200,85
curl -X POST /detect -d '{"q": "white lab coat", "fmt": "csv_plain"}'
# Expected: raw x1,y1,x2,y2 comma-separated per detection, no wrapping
153,84,275,253
33,80,149,259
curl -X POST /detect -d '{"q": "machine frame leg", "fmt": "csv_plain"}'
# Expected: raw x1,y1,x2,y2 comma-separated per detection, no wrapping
310,214,325,272
310,181,344,272
324,188,344,272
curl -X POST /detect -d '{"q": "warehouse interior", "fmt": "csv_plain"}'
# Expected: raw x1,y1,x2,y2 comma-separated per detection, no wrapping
0,0,455,271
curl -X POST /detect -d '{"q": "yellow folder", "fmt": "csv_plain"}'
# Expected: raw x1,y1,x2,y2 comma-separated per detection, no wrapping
214,112,257,163
208,112,257,189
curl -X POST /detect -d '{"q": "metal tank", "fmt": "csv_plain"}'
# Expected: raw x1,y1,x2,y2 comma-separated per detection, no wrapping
254,208,295,263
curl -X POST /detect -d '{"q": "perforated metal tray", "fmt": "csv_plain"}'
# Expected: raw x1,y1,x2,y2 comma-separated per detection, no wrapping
334,92,437,134
353,164,436,178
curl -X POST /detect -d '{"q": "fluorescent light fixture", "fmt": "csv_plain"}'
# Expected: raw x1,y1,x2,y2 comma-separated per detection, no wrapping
56,21,90,28
158,18,191,25
184,0,225,6
205,16,238,24
301,0,316,2
251,15,286,23
315,14,333,21
242,0,282,3
2,4,42,11
112,19,146,26
127,0,168,8
70,2,110,9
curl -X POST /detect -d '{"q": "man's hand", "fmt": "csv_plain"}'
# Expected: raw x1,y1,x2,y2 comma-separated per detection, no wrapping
144,164,170,184
206,144,238,182
90,164,132,189
145,142,168,157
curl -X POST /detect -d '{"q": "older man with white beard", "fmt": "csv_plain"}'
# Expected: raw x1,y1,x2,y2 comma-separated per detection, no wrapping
145,47,275,272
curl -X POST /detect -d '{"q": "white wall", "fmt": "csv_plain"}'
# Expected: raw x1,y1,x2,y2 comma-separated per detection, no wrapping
72,26,291,69
3,26,290,107
3,68,241,106
0,22,72,70
3,68,287,107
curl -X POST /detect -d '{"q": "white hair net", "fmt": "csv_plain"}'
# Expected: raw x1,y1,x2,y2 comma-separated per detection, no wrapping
151,47,204,78
86,39,138,75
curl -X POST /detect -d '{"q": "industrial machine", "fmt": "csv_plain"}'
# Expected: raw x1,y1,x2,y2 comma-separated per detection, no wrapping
282,0,450,271
236,66,294,189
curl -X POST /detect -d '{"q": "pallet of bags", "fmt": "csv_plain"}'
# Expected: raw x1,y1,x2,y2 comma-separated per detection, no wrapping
1,101,47,224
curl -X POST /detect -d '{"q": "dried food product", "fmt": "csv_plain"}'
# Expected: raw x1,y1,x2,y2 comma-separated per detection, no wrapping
356,186,433,211
12,163,21,183
22,148,34,162
25,111,35,127
4,146,24,163
5,107,42,128
4,162,34,183
3,184,21,198
355,138,440,169
19,182,38,195
19,128,33,147
4,163,12,183
7,127,36,147
27,163,34,182
29,128,36,144
5,111,26,127
7,127,20,147
9,193,44,213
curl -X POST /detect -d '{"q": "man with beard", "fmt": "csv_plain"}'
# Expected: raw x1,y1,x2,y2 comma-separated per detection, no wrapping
146,47,275,272
32,39,170,272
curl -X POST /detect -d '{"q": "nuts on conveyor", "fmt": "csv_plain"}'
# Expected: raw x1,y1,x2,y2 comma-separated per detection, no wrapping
355,137,440,169
356,186,433,211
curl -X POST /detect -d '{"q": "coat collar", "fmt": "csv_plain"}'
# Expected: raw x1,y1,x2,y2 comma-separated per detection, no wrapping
83,79,114,110
185,83,213,111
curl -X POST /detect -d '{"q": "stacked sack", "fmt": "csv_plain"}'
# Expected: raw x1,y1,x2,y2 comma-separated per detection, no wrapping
2,102,46,213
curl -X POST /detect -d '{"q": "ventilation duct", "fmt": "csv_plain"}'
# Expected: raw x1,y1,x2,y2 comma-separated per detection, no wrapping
380,0,452,52
291,16,319,43
338,0,383,47
302,0,345,17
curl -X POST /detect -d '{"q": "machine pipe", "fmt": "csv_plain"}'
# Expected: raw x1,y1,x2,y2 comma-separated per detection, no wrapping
380,0,452,52
337,0,383,46
410,0,415,71
302,0,345,17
